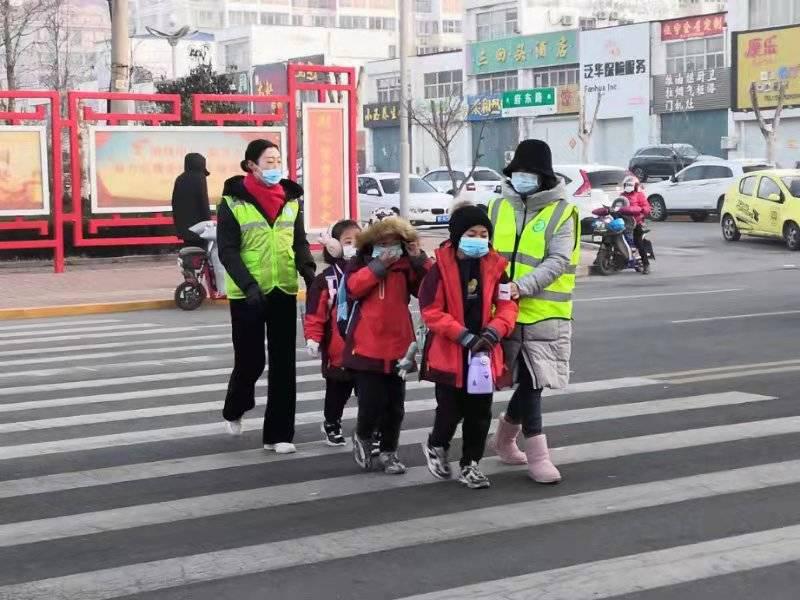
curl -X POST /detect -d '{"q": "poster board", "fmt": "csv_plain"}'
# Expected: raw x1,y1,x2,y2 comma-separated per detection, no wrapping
0,126,50,217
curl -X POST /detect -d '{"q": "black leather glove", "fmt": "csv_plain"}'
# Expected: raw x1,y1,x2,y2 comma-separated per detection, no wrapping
245,284,265,308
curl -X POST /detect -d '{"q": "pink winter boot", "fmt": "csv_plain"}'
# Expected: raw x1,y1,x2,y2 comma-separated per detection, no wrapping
492,414,527,465
525,434,562,484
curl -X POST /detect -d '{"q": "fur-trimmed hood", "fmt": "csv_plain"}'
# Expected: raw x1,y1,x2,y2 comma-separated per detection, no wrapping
355,217,419,250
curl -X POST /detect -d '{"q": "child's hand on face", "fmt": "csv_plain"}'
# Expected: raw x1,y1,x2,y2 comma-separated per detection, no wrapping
404,240,421,257
379,250,401,267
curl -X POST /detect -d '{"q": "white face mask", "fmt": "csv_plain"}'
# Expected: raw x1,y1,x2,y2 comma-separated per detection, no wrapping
624,184,635,193
342,244,357,259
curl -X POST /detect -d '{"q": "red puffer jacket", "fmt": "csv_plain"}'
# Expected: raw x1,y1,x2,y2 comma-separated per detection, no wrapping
623,190,651,225
419,244,519,390
304,263,351,380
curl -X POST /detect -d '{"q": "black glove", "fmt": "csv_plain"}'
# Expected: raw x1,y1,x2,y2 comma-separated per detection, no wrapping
245,284,265,308
460,330,494,354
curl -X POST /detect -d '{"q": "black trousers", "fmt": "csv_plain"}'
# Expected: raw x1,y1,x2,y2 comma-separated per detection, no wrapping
506,359,543,438
633,224,650,267
355,371,405,452
222,290,297,444
430,384,493,467
324,379,355,423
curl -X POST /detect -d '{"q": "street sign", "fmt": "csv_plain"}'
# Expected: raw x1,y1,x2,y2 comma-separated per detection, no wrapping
501,87,557,117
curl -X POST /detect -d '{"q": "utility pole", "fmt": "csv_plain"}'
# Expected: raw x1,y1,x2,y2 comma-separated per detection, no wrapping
110,0,130,114
398,0,411,219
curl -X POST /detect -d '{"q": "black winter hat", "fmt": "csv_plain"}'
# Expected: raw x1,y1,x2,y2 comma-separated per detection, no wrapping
240,139,278,172
502,139,555,178
448,204,493,245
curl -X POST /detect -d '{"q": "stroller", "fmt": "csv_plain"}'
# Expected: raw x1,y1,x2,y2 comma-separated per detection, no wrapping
174,221,227,311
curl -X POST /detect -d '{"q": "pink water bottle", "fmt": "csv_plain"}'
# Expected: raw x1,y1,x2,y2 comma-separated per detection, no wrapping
467,352,494,395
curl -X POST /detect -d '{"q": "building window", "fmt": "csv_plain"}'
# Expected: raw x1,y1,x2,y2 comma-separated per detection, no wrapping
424,69,463,99
750,0,800,28
415,0,432,12
229,11,258,26
340,15,368,28
224,41,249,71
417,46,441,55
376,75,401,102
416,20,438,34
579,17,596,30
368,16,395,30
666,36,725,74
476,71,518,93
442,19,461,33
292,0,336,8
292,14,304,25
311,15,335,27
261,12,289,26
530,66,579,88
475,8,517,41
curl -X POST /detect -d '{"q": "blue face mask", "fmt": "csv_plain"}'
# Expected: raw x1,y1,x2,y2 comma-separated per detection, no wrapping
260,168,282,186
511,172,540,195
372,243,403,259
459,236,490,258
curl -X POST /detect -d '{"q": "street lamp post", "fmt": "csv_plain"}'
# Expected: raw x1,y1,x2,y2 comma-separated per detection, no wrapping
146,16,197,80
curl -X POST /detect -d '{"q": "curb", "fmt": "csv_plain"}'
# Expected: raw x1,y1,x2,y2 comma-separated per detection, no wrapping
0,292,309,321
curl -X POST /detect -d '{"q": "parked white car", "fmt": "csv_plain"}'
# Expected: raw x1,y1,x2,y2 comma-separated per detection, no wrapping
422,166,503,206
553,165,629,220
357,173,452,226
644,159,772,222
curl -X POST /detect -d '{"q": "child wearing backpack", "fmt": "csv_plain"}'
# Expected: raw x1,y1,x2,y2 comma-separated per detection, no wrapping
304,219,361,446
419,204,518,489
342,217,431,474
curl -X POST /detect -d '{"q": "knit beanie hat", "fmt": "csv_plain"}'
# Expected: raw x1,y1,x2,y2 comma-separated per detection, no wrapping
448,203,493,245
240,139,278,172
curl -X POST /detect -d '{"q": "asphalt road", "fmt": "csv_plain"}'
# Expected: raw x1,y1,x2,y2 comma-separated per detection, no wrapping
1,225,799,599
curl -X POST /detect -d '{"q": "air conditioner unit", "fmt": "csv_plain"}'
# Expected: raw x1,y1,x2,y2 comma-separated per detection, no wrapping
560,14,574,26
596,11,609,20
721,136,739,151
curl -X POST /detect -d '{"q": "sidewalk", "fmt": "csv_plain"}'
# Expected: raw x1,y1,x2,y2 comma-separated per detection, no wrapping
0,234,594,318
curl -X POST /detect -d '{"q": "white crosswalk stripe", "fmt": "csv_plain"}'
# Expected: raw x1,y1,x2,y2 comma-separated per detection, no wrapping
0,313,798,600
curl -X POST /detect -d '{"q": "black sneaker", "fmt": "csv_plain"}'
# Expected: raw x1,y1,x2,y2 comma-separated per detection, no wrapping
352,432,373,471
458,461,491,489
321,421,346,447
422,440,452,480
379,451,407,475
371,430,382,456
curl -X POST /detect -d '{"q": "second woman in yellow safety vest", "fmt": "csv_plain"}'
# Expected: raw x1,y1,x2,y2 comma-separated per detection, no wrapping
488,139,580,484
218,139,316,454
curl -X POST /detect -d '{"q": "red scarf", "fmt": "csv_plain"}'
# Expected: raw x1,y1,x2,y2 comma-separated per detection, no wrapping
243,173,286,222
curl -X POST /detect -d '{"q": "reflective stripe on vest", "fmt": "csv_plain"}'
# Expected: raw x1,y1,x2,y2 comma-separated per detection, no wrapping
489,197,580,324
222,196,299,298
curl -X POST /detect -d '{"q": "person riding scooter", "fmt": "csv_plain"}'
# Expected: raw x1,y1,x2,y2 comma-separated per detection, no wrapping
621,175,652,275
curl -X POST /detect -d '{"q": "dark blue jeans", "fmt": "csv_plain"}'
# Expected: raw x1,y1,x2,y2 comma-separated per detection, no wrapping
505,359,543,438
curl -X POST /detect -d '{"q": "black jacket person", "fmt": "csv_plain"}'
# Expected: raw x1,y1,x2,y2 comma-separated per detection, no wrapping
171,153,212,248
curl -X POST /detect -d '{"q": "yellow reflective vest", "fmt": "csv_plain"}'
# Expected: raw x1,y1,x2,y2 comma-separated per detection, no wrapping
488,197,580,324
222,196,300,298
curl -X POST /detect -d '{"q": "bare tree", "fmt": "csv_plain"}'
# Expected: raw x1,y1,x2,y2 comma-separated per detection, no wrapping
409,93,485,198
38,0,93,95
578,91,603,164
750,80,788,166
0,0,55,111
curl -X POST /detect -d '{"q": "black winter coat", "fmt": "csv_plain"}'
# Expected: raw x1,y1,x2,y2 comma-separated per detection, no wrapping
171,153,211,245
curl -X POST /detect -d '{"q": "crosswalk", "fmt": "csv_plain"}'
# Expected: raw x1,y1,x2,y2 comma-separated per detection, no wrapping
1,311,799,599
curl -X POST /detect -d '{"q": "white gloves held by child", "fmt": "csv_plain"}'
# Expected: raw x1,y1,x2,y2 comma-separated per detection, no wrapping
306,339,320,358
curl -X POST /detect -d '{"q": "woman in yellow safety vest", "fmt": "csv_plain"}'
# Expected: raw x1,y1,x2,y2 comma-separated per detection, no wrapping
487,139,580,484
218,139,316,454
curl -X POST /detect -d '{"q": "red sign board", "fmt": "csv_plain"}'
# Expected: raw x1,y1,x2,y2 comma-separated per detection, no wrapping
303,104,348,231
661,13,726,41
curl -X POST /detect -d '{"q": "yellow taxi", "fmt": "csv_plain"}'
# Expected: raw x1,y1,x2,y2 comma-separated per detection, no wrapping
720,169,800,250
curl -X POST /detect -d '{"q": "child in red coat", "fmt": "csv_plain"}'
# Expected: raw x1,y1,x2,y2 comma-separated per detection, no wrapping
304,219,361,446
343,217,431,474
419,204,518,489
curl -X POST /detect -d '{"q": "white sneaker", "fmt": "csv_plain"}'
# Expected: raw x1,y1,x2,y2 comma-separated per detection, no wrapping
225,419,242,436
264,442,296,454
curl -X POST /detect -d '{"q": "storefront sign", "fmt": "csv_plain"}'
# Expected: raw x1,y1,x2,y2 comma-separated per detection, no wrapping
501,87,557,117
468,30,578,75
302,104,349,231
362,102,401,128
661,13,726,41
653,67,731,113
0,126,49,217
89,126,284,214
466,94,504,121
733,24,800,111
580,23,650,120
253,54,325,113
556,84,580,115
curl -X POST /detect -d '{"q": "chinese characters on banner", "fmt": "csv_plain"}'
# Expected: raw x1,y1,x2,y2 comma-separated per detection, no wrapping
362,102,400,127
663,69,718,112
466,94,503,121
583,59,646,80
661,13,726,41
501,87,557,117
734,24,800,110
468,30,578,75
303,105,348,231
